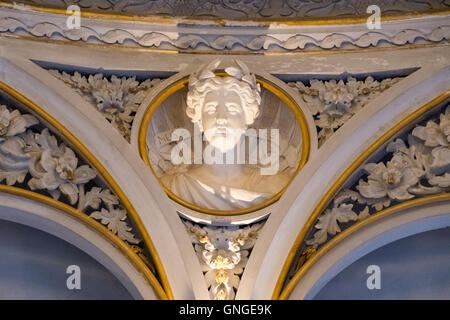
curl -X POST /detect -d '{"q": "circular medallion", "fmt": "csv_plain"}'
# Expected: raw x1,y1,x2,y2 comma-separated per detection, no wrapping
138,71,310,216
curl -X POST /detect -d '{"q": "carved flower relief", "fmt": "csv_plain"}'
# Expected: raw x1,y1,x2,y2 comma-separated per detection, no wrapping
0,105,141,244
356,161,420,201
0,105,38,184
2,124,96,206
306,106,450,248
412,108,450,175
413,109,450,147
90,207,140,244
289,76,402,145
93,88,125,113
0,105,38,141
0,106,95,198
28,146,96,204
49,70,161,141
88,74,142,112
413,107,450,179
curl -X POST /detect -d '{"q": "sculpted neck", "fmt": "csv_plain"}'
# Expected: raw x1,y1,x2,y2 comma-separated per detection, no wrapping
205,146,243,180
207,162,242,179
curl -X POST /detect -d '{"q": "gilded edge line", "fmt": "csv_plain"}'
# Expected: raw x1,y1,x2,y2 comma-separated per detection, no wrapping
273,91,450,299
279,192,450,299
0,81,173,300
137,75,311,216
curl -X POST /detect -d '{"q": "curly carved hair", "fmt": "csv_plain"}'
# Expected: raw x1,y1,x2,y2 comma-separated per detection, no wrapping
186,76,261,129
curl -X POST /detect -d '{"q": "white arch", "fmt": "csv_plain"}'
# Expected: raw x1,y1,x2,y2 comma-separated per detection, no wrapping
0,193,158,299
238,63,450,299
289,202,450,299
0,56,208,299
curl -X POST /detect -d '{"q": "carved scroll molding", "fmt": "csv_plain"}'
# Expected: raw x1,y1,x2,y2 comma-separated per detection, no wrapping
48,69,161,142
286,103,450,285
0,5,449,52
184,219,265,300
10,0,450,20
287,75,404,146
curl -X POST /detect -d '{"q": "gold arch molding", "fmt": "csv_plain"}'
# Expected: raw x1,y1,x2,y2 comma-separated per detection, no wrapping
274,91,450,300
0,81,173,300
138,74,311,216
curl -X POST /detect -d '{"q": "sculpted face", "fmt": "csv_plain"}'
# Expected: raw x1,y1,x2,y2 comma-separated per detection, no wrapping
201,85,246,152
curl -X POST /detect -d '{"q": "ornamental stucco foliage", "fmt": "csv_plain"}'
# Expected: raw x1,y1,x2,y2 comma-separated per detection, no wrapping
0,104,139,244
289,76,402,146
18,0,450,18
306,106,450,248
185,221,263,300
49,70,161,141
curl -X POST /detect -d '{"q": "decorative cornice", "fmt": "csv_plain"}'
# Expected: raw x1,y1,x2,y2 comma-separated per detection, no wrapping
0,5,449,52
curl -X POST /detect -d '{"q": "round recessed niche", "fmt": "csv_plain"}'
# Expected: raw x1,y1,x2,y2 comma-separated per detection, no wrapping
138,74,310,216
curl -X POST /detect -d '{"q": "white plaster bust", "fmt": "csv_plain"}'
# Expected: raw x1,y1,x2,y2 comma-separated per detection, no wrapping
158,60,294,211
186,59,261,153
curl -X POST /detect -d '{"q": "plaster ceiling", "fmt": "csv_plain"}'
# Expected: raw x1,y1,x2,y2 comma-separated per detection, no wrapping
11,0,450,20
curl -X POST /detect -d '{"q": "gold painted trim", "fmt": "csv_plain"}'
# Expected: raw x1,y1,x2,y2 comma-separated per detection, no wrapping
0,184,168,300
0,81,173,300
1,1,449,26
138,75,311,216
272,91,450,299
279,193,450,300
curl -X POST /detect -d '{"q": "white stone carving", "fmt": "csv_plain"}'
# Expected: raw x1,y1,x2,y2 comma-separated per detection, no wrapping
289,76,403,146
186,59,261,152
18,1,450,19
158,60,297,211
185,220,264,300
0,103,140,244
305,105,450,248
48,70,161,141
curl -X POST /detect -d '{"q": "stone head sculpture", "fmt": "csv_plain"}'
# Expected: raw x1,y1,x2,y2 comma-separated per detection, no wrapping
186,59,261,152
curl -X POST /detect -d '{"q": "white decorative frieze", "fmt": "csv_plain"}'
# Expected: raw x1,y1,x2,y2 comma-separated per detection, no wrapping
305,105,450,248
0,5,449,52
184,220,264,300
48,70,161,141
0,103,140,244
288,76,403,146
